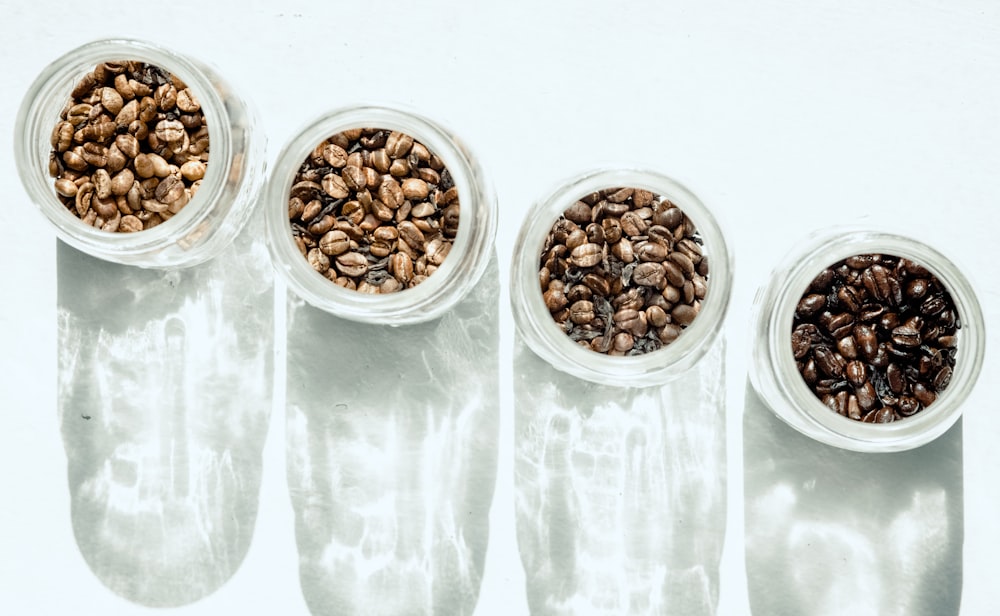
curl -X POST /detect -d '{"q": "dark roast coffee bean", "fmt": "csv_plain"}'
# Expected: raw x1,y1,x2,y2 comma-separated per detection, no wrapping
813,345,844,378
791,325,814,359
792,253,960,423
845,360,866,387
897,396,920,417
912,382,938,407
886,363,906,394
854,324,878,360
855,381,878,411
891,325,921,348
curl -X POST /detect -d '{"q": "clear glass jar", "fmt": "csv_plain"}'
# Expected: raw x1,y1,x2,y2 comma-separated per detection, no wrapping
265,104,496,325
14,38,264,268
510,168,733,387
749,228,986,452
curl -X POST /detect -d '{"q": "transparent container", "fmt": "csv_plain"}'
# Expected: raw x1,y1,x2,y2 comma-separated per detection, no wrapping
264,104,497,325
14,38,264,268
749,228,986,452
510,168,733,387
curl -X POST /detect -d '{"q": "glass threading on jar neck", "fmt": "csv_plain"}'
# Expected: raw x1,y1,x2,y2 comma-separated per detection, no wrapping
265,105,497,325
511,168,733,387
749,228,985,452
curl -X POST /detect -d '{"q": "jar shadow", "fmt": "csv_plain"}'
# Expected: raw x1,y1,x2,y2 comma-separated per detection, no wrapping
742,382,962,616
56,218,274,607
514,335,727,616
285,254,499,616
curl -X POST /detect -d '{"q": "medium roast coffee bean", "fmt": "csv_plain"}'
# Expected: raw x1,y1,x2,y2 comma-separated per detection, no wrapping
792,254,959,422
539,187,708,356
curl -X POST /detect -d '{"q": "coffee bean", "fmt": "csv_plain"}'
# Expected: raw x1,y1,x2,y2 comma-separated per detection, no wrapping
855,381,878,411
800,358,817,384
920,296,946,316
891,325,921,347
854,324,878,360
912,382,937,408
633,262,665,287
932,365,952,390
569,300,595,324
862,407,895,423
288,128,460,292
846,394,862,420
671,304,698,327
570,243,604,268
906,278,929,299
793,254,960,422
567,284,592,304
791,324,815,359
180,160,206,182
646,305,668,328
886,362,905,394
612,332,634,352
662,260,685,287
846,254,876,269
897,396,920,417
814,345,844,378
335,252,368,277
540,187,708,355
637,242,668,262
565,228,588,250
836,335,858,359
384,131,414,158
824,391,847,416
668,251,695,276
845,360,866,387
655,205,684,230
658,323,683,344
796,294,826,317
543,289,568,312
119,214,143,232
822,312,854,339
582,272,611,296
307,248,330,273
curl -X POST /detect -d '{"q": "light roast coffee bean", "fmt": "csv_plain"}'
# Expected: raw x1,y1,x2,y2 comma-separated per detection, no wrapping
288,128,460,293
49,61,209,232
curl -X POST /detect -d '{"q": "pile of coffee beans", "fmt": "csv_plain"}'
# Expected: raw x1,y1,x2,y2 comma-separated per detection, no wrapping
288,128,460,294
792,254,960,422
49,61,209,233
539,188,709,355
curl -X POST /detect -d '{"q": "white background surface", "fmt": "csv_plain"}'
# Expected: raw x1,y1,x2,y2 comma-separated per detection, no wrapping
2,1,999,614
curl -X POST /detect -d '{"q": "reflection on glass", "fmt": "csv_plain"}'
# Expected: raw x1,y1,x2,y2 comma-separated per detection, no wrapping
56,220,274,606
285,255,499,616
514,336,727,615
743,384,962,616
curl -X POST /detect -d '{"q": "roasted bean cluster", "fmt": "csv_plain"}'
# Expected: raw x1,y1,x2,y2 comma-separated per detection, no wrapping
792,254,960,422
49,61,208,232
288,128,460,294
539,188,709,355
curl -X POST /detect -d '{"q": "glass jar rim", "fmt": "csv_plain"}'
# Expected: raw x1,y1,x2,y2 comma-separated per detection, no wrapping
510,167,733,387
750,227,986,452
14,37,234,265
264,103,496,325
